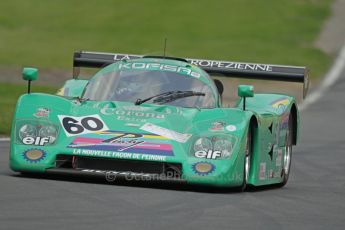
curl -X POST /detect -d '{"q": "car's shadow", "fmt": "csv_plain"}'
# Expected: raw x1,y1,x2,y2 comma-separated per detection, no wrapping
10,171,283,194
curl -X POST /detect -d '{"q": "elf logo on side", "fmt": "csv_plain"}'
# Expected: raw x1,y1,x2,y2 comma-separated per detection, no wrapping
22,137,50,146
195,150,221,159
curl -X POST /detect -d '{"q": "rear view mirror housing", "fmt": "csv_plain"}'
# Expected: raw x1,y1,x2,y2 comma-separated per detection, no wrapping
22,67,38,81
22,67,38,94
238,85,254,98
238,85,254,110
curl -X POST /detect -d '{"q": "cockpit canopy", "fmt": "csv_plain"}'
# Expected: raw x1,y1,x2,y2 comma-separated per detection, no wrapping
83,59,218,108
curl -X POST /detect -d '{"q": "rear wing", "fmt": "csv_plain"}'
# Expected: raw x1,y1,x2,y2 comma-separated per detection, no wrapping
73,51,309,98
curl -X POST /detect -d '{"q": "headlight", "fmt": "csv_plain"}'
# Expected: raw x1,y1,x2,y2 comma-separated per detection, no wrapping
16,120,59,146
39,125,57,143
194,137,213,152
214,139,233,158
191,136,237,159
19,124,37,139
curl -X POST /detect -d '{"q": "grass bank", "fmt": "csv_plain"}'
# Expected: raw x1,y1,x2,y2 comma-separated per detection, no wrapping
0,0,333,135
0,83,57,135
0,0,332,77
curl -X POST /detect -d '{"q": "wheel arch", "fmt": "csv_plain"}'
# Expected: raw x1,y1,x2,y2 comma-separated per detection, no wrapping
248,115,259,157
247,115,259,186
249,115,259,142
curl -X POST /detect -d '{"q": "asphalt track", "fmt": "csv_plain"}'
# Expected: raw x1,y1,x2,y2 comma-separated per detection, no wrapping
1,75,345,230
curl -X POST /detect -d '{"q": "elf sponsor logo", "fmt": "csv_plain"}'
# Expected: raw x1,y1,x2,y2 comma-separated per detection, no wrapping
195,150,221,159
22,137,50,146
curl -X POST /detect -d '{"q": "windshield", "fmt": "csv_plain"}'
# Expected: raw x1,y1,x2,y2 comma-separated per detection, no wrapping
83,63,217,108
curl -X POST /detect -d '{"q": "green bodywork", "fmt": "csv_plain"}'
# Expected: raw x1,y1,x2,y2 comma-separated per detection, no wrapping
10,58,299,188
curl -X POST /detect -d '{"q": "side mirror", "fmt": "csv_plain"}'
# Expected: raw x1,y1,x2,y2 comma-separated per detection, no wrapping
22,67,38,94
238,85,254,110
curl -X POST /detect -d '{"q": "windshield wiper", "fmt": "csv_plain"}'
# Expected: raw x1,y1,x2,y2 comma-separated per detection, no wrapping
135,91,205,105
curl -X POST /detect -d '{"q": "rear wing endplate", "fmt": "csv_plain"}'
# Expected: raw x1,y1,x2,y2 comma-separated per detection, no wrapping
73,51,309,98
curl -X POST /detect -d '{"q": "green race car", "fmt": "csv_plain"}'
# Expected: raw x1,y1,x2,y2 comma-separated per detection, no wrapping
9,51,309,191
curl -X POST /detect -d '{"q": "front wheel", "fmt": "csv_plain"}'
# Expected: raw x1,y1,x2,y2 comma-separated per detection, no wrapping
238,126,252,192
280,114,293,186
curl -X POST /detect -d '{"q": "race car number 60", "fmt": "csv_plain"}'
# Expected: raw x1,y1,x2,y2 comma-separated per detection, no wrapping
58,115,108,136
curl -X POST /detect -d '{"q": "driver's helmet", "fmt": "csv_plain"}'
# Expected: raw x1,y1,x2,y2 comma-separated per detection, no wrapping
113,70,169,102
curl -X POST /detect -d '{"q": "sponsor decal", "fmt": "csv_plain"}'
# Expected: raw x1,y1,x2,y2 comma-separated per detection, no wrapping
22,136,50,146
140,123,192,143
188,59,273,72
259,162,266,180
194,150,221,159
192,162,215,176
226,125,237,132
113,54,142,61
269,169,274,178
209,122,225,131
22,149,47,163
100,108,165,122
121,106,150,111
68,130,174,157
72,149,168,162
271,98,290,108
34,108,50,118
118,62,201,78
58,114,108,137
275,105,286,114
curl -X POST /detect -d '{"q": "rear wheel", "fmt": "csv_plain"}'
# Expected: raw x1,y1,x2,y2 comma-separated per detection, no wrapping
280,114,293,186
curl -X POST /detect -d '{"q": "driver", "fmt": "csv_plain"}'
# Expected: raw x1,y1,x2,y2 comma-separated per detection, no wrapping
112,70,167,102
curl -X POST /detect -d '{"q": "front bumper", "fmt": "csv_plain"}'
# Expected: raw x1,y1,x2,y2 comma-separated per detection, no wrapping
10,145,244,187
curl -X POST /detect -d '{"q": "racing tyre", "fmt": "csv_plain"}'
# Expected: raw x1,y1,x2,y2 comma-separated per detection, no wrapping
238,126,252,192
280,113,293,186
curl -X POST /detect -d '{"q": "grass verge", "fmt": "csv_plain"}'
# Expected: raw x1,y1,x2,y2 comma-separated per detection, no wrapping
0,0,332,78
0,83,57,135
0,0,334,135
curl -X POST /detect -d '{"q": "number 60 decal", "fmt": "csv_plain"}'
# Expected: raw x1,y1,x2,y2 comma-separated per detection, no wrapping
58,115,108,136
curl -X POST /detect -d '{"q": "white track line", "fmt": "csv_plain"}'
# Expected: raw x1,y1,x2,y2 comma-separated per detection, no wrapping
300,45,345,111
0,138,10,142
